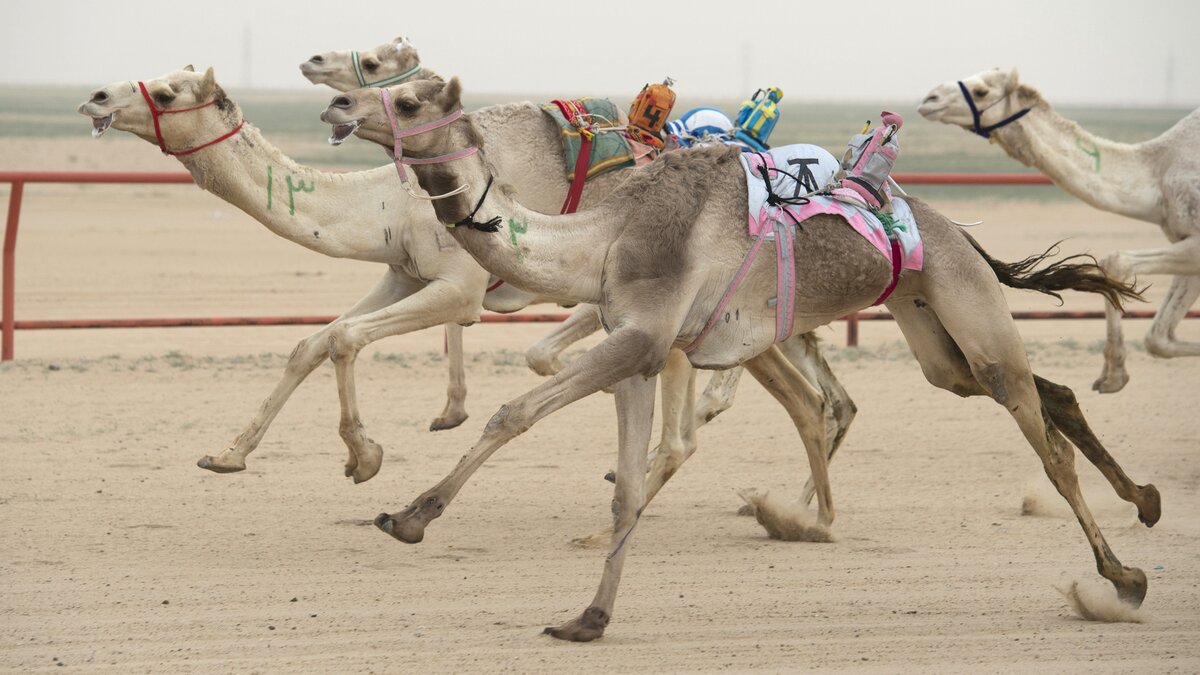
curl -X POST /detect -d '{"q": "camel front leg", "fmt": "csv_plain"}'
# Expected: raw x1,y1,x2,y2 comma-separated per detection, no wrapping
374,326,667,544
573,349,699,547
327,280,480,483
525,304,603,376
429,323,469,431
197,268,420,474
545,372,656,642
1094,237,1200,392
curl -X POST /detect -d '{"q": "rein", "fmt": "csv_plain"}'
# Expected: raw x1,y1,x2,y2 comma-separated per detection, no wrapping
137,81,245,157
957,80,1030,139
379,87,478,200
351,51,422,88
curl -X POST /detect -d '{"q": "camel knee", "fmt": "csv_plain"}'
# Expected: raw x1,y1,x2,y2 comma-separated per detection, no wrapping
1098,251,1138,287
616,327,671,375
326,325,366,363
483,402,533,439
524,343,560,376
287,334,330,374
1144,333,1175,358
919,363,982,398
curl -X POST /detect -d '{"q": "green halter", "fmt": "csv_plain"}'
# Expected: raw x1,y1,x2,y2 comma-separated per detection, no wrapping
351,51,422,88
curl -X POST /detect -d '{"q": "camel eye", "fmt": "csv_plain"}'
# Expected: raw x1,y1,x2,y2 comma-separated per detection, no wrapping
396,100,419,115
363,61,379,73
155,92,175,105
973,88,988,99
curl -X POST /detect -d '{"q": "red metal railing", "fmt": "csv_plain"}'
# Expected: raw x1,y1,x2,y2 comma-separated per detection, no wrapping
3,171,1194,359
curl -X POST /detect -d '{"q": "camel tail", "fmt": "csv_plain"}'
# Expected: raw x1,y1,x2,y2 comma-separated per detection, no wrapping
962,231,1144,311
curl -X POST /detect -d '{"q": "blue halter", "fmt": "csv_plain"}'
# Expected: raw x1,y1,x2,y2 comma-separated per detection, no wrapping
957,80,1031,139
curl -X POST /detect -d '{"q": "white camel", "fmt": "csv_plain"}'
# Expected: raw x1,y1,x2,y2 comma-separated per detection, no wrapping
325,77,1158,641
77,67,853,523
300,35,602,378
919,68,1200,393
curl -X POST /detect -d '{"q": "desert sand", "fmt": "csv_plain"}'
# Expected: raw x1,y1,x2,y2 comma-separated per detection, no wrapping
1,136,1198,672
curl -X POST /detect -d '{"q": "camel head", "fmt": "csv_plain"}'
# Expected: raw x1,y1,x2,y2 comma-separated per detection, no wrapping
321,77,464,157
78,66,239,150
918,68,1025,131
300,36,423,91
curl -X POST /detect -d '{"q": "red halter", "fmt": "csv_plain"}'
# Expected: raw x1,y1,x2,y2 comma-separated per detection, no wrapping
137,81,246,156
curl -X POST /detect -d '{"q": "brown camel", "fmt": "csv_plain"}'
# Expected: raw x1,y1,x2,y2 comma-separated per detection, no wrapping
320,77,1158,642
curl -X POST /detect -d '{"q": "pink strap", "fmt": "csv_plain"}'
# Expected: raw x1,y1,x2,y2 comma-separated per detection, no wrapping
871,237,903,306
773,220,795,342
683,234,767,354
379,88,477,183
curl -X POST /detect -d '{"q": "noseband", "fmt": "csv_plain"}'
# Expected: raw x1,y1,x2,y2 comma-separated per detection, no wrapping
351,51,422,88
137,81,245,157
379,87,479,200
957,80,1030,139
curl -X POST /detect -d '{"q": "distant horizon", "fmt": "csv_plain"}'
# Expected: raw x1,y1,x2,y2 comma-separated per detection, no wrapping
4,82,1196,112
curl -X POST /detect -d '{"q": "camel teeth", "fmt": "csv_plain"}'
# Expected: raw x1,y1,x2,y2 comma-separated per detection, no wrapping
327,120,359,146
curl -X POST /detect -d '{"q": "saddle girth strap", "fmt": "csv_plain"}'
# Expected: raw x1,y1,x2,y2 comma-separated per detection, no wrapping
871,237,903,306
551,99,595,215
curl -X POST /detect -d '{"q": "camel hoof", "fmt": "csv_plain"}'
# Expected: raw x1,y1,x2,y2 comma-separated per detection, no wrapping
1091,371,1129,394
569,529,613,549
1136,484,1161,527
603,470,615,483
349,439,383,484
1116,567,1148,609
374,512,425,544
429,412,468,432
197,454,245,474
543,606,609,642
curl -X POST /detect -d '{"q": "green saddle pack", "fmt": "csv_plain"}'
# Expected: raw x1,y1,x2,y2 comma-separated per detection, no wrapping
541,97,635,181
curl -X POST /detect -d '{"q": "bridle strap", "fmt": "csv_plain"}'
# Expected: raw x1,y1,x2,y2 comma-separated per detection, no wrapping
137,81,245,157
352,51,423,88
957,80,1030,139
379,87,477,199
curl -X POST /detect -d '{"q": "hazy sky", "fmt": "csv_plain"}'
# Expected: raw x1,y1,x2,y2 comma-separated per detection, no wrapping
4,0,1197,106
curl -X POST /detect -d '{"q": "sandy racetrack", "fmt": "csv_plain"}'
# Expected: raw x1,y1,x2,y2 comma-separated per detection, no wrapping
1,141,1199,671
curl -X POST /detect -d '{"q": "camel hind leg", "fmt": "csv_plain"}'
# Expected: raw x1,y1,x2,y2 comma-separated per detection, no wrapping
1032,375,1160,526
775,333,857,505
743,344,835,528
891,284,1148,607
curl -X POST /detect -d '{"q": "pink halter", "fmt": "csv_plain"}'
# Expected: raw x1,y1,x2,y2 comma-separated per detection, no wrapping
137,81,245,156
379,87,478,186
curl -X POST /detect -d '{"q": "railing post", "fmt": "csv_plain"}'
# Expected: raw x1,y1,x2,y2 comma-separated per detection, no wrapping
845,313,859,348
3,180,24,361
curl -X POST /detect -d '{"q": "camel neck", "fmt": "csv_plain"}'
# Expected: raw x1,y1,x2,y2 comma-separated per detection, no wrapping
173,123,425,261
411,131,613,305
991,99,1162,223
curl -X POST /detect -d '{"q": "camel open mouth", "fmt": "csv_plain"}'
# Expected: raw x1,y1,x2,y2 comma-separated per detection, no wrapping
328,120,360,146
91,113,115,138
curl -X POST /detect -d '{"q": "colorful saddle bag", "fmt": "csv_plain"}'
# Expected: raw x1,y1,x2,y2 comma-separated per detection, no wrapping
627,78,677,149
732,87,783,152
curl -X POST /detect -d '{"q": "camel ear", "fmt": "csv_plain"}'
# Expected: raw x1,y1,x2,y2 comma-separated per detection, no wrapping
439,77,462,112
1006,68,1020,90
198,67,216,99
182,64,195,72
